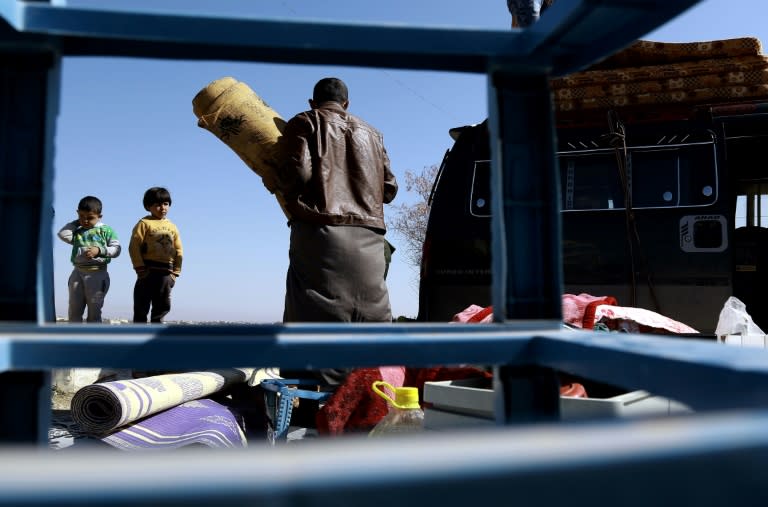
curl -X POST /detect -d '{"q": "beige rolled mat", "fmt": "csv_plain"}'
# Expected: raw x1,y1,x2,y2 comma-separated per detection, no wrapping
193,77,291,219
70,368,254,435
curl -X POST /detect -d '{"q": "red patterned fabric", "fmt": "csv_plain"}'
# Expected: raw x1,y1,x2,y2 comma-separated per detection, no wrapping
315,367,390,436
454,295,621,329
560,382,588,398
467,306,494,323
591,305,699,334
451,304,493,323
562,293,619,329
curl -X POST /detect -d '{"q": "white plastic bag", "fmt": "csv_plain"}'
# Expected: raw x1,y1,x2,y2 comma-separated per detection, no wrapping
714,296,765,337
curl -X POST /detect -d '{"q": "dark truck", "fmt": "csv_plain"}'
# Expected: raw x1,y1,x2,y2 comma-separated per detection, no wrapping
418,38,768,332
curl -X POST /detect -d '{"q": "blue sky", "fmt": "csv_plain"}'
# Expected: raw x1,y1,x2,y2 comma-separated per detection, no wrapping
51,0,760,322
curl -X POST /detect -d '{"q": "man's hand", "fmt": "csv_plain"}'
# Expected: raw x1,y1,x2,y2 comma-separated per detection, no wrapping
135,266,148,279
84,246,100,259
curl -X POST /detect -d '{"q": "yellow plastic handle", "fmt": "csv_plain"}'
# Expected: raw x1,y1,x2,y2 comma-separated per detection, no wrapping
371,380,397,406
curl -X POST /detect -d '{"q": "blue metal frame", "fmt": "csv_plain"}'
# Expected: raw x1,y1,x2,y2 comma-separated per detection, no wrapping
4,412,768,506
4,323,768,412
261,379,332,443
0,0,699,76
7,0,768,504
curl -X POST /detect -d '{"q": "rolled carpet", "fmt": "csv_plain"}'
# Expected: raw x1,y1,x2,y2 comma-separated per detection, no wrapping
193,76,290,219
101,398,247,450
70,368,253,435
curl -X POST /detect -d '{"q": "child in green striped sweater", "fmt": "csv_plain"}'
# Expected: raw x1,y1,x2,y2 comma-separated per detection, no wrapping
57,195,121,323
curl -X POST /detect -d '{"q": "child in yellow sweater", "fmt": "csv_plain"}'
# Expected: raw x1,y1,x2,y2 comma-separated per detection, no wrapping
129,187,183,323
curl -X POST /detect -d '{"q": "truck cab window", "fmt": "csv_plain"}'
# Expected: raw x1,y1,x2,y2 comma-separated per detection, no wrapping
470,160,492,217
559,133,717,211
736,183,768,227
632,149,678,207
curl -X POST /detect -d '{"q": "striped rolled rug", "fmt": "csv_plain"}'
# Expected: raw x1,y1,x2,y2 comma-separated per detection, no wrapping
70,368,254,435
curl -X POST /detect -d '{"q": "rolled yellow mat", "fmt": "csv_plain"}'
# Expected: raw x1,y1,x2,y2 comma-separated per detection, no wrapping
193,77,290,219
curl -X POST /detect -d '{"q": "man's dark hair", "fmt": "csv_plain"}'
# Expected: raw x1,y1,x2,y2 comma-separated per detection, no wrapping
313,77,348,104
78,195,102,214
143,186,172,210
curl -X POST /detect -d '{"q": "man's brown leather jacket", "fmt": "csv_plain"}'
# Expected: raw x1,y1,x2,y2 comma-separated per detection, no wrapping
276,101,398,231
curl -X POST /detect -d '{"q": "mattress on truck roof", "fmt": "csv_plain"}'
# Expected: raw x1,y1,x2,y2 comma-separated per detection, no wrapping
552,37,768,126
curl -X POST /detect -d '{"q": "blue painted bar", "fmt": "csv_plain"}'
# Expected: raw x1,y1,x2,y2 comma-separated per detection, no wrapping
3,323,768,413
1,0,699,75
1,411,768,505
488,73,562,321
0,322,541,370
